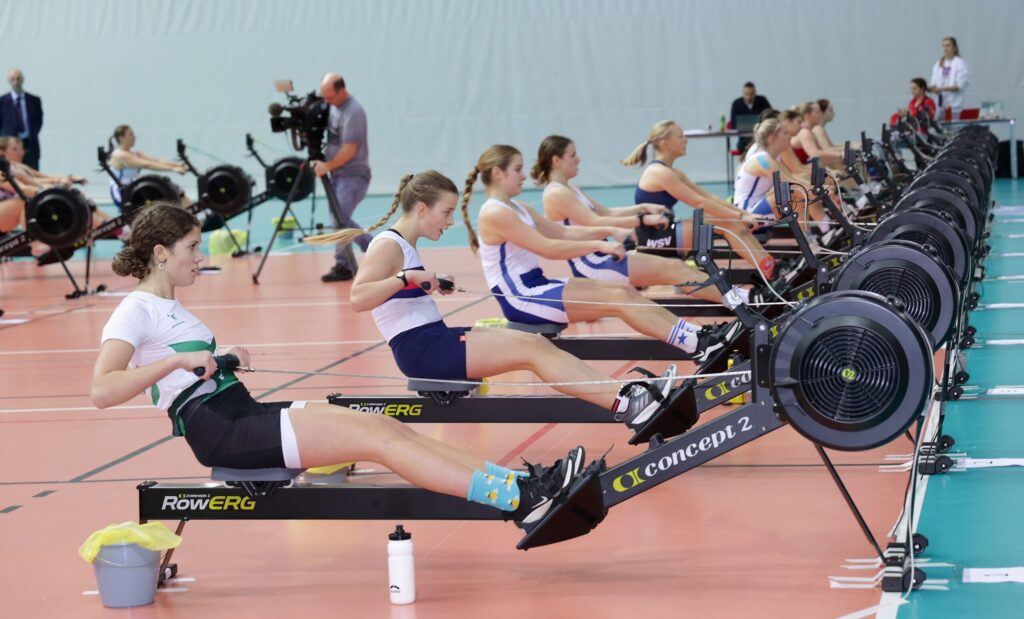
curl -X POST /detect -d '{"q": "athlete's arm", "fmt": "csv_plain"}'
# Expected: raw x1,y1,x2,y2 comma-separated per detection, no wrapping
91,339,214,409
479,203,621,261
349,238,418,312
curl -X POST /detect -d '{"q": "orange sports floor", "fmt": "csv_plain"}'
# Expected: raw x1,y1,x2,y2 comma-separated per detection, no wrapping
0,248,916,618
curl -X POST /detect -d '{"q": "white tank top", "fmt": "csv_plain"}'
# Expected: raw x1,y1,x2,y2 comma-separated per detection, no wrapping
544,181,595,225
109,162,140,207
733,147,772,211
478,198,543,290
368,230,443,342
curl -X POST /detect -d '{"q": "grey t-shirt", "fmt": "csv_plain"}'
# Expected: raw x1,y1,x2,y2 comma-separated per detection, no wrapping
324,95,371,180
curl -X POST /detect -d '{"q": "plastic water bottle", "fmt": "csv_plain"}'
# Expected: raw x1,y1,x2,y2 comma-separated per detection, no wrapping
387,525,415,604
720,113,727,132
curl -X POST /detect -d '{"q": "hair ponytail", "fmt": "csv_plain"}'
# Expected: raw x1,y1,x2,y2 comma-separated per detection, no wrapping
305,171,457,247
621,140,649,167
304,174,414,246
109,124,131,154
622,120,677,166
461,167,480,253
531,135,572,185
462,145,522,254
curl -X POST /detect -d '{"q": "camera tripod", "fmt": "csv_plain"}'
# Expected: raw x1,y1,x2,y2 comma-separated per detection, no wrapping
251,162,357,284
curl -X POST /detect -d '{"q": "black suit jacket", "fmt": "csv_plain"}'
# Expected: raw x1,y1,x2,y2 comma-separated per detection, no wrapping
0,91,43,140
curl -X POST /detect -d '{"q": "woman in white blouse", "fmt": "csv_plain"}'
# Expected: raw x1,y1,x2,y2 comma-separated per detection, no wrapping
929,37,970,119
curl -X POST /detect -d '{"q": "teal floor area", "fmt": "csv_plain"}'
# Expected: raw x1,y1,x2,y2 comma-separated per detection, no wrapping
897,194,1024,618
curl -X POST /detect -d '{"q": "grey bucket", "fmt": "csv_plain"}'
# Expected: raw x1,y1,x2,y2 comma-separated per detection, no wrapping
92,543,160,608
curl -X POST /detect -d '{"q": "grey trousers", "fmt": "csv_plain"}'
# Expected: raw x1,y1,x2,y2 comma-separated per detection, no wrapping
328,174,372,270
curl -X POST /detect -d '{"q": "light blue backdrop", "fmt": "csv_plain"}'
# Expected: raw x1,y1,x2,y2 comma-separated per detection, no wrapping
1,0,1021,201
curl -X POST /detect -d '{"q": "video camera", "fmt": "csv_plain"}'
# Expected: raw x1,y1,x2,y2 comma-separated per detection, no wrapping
268,80,330,159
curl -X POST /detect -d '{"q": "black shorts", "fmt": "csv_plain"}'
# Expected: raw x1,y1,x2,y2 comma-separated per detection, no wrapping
179,383,295,469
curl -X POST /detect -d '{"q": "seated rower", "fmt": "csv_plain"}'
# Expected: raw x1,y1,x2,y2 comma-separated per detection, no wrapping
308,170,686,431
789,101,844,169
107,124,189,211
0,136,118,263
0,176,23,235
90,202,589,534
734,117,828,234
534,134,759,305
0,136,87,188
462,144,737,361
622,121,779,279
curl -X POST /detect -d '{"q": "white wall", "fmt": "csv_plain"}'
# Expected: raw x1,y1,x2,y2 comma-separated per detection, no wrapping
1,0,1021,200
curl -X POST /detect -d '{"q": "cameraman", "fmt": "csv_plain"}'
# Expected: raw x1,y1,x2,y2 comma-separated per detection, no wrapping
312,72,371,282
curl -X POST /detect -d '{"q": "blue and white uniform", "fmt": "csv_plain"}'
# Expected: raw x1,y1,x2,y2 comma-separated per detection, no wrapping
478,198,568,324
109,163,139,210
544,182,630,283
733,148,774,215
369,229,471,380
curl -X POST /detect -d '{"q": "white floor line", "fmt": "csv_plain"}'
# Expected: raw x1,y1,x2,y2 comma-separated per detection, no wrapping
0,338,388,356
6,296,472,317
984,274,1024,281
0,332,640,357
872,400,943,619
0,404,153,415
977,303,1024,310
1,400,329,415
83,587,188,595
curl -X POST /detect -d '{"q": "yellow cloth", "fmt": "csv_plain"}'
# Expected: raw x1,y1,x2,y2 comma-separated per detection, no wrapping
79,521,182,563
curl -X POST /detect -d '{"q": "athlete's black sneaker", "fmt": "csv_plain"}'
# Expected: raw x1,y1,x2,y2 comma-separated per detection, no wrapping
747,286,768,306
36,246,75,266
687,323,734,364
511,446,586,530
321,264,355,282
613,365,677,430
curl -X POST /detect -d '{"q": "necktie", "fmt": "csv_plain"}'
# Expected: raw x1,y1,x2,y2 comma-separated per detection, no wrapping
13,95,25,134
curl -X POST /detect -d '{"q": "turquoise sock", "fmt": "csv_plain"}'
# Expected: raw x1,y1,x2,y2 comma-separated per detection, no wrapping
486,461,527,479
467,470,522,512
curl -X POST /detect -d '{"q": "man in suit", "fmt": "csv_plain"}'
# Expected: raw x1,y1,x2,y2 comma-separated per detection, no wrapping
0,69,43,169
730,82,771,152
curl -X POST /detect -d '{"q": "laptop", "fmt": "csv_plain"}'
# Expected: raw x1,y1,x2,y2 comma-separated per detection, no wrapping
735,114,759,133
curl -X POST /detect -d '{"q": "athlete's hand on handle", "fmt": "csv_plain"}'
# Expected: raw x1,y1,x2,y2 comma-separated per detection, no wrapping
182,351,216,380
740,211,769,230
435,274,456,295
220,347,251,370
639,203,671,216
408,270,441,294
190,353,243,377
610,228,637,244
599,241,627,261
641,212,671,229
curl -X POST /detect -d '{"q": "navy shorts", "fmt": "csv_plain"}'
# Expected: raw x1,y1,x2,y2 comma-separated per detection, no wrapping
389,321,472,381
179,383,294,469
